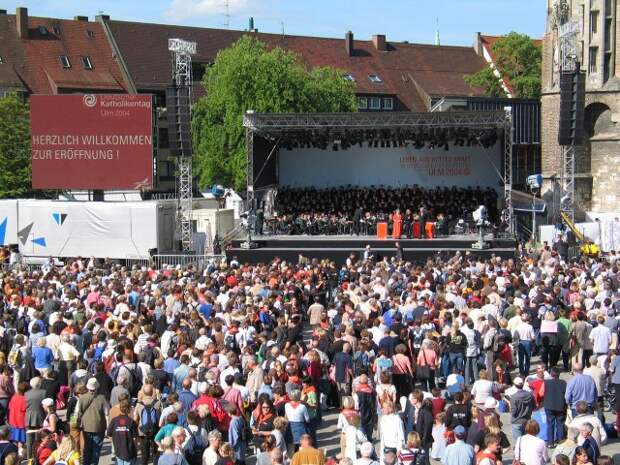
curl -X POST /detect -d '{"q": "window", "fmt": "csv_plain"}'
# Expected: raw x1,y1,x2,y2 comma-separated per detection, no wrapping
192,62,207,82
589,47,599,73
343,73,356,82
53,25,61,35
368,74,383,83
382,97,394,110
37,26,49,36
369,97,381,110
590,11,599,39
357,97,368,110
605,18,613,50
604,53,613,81
59,55,71,69
86,30,95,39
0,56,4,64
81,56,93,70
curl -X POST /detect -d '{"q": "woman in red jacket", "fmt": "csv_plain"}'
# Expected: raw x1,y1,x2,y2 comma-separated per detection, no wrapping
8,381,27,457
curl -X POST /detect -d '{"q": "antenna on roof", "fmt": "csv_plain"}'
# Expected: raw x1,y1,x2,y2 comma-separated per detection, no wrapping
281,20,285,37
435,17,441,46
223,0,230,29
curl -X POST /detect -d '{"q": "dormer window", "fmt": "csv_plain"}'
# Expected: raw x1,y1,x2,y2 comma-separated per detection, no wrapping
369,74,383,83
59,55,71,69
38,26,49,35
86,30,95,39
343,73,356,82
82,56,93,70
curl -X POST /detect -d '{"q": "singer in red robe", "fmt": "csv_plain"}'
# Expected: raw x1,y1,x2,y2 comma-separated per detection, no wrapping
393,209,403,239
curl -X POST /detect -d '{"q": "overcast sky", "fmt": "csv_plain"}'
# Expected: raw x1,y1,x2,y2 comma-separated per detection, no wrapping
5,0,547,46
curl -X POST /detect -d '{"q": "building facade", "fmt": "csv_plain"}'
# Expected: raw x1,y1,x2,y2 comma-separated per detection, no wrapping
541,0,620,216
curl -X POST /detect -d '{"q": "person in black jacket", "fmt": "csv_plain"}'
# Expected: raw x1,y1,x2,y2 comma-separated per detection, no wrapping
445,392,472,430
543,366,567,447
413,393,434,456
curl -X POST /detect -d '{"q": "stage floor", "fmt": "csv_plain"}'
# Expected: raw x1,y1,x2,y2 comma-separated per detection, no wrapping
227,233,517,264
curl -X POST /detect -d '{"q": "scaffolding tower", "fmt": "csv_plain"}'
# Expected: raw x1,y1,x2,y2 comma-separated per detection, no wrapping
557,0,580,222
168,38,196,252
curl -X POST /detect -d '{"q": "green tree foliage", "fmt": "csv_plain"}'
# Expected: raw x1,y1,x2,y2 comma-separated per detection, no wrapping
465,32,542,99
193,36,357,190
0,93,32,198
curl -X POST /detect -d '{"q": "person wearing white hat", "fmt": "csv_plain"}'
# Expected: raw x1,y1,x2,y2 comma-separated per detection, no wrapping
506,376,535,443
77,377,109,465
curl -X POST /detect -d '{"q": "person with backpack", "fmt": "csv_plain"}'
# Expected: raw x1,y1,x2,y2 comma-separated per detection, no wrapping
112,354,142,399
183,411,207,465
106,399,138,465
397,431,428,465
134,390,161,465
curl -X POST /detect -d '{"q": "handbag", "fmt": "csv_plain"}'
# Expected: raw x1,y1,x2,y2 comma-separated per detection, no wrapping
416,350,431,380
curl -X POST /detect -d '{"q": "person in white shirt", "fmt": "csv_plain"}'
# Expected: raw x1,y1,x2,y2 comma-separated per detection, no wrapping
514,420,548,465
378,401,405,463
589,315,611,368
202,429,222,465
515,314,536,377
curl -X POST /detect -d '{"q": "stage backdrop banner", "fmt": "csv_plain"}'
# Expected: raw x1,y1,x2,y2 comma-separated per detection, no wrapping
278,144,502,190
17,200,158,259
30,94,153,190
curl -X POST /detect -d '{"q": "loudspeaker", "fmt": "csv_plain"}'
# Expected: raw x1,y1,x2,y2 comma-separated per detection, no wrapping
166,85,193,156
558,70,585,146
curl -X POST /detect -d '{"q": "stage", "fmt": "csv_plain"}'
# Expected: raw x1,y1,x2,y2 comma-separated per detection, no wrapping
226,234,517,264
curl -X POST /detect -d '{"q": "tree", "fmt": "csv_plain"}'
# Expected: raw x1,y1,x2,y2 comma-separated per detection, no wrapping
0,93,32,198
465,32,542,99
193,36,357,190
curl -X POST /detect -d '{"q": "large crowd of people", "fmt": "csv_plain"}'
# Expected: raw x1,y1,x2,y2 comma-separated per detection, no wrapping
0,243,619,465
267,186,499,236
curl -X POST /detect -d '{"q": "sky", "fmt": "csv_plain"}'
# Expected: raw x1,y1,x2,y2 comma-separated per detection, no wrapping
4,0,547,46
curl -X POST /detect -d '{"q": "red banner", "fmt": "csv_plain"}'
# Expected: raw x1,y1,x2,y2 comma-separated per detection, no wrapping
31,94,153,190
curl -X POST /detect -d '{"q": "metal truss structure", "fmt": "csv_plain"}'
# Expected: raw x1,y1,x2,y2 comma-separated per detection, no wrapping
557,0,581,222
169,39,196,252
244,110,514,233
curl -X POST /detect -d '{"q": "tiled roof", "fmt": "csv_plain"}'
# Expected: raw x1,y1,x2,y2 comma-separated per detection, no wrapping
0,13,126,94
0,16,27,90
107,20,488,111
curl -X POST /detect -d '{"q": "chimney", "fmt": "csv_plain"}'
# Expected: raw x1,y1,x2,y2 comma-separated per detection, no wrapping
74,15,88,21
372,34,387,51
95,14,110,22
345,31,354,56
474,32,483,56
16,7,28,39
0,9,7,15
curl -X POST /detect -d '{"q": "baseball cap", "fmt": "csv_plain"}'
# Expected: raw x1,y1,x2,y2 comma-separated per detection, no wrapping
454,425,466,436
513,377,524,387
86,378,99,391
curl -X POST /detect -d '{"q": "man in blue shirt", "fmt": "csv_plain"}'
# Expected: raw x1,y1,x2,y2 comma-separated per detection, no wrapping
178,379,197,413
226,403,247,465
441,425,474,465
565,362,598,415
172,354,191,392
334,342,353,408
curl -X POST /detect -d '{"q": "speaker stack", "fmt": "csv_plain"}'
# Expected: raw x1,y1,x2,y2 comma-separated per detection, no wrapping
166,85,192,156
558,69,586,146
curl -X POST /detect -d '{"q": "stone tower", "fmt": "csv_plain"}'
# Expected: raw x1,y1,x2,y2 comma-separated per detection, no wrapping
541,0,620,216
